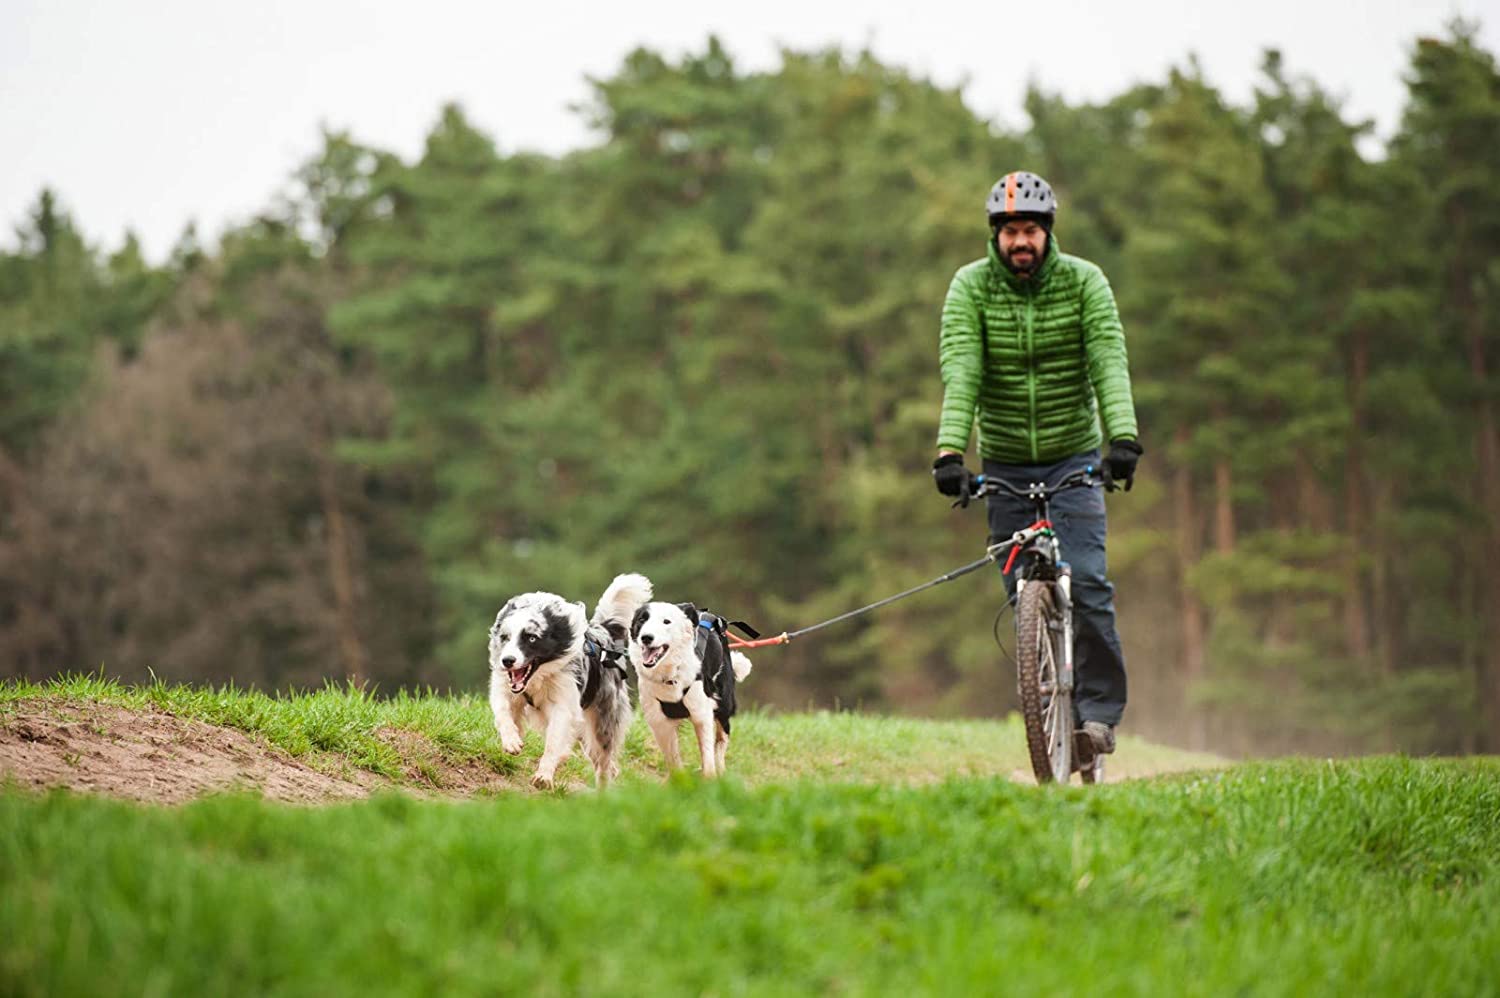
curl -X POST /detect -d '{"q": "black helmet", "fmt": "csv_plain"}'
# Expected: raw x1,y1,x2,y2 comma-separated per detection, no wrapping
986,171,1058,231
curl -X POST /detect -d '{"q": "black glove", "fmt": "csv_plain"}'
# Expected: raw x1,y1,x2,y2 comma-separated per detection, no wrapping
1103,438,1144,491
932,453,977,507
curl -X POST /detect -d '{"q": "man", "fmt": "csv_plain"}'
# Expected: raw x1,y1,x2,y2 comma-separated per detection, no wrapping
931,170,1142,755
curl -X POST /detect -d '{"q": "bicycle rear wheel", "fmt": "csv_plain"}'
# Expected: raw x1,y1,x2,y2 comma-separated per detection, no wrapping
1014,582,1072,784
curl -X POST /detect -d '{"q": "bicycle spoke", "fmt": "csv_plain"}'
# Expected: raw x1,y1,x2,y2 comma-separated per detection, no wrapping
1015,583,1071,784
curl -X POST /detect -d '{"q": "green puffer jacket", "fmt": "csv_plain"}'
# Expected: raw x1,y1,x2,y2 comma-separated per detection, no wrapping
937,234,1138,465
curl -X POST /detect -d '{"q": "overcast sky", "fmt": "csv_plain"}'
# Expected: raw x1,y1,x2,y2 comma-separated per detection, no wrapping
2,0,1493,261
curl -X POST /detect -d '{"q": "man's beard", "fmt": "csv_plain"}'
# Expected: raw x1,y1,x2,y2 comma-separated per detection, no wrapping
1001,242,1046,276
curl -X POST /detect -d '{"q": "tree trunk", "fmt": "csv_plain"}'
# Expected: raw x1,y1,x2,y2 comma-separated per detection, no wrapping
0,442,22,506
1292,455,1333,533
1173,429,1208,749
1344,328,1373,665
1212,410,1235,554
1368,480,1398,676
1214,460,1235,553
316,450,367,686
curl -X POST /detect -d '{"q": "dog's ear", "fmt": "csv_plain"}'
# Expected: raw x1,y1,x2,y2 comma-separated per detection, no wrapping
676,602,699,624
490,599,516,635
535,604,578,659
630,604,650,639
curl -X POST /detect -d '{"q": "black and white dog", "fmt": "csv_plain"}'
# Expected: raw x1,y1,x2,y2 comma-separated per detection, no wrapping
629,602,753,778
488,573,652,789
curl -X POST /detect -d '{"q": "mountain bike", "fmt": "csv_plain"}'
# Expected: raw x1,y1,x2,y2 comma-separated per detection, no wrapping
968,467,1112,785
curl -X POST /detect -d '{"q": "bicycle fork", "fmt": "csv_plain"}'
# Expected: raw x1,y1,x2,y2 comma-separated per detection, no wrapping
1054,567,1075,713
1019,567,1076,710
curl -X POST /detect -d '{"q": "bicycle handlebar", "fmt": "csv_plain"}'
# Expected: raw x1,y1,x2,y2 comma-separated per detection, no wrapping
968,465,1114,503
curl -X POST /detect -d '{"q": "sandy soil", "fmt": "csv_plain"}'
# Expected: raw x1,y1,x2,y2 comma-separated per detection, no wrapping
0,700,385,804
0,700,561,805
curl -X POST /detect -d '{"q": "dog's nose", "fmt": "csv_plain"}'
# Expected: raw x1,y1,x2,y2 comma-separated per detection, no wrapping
639,634,653,646
501,655,516,667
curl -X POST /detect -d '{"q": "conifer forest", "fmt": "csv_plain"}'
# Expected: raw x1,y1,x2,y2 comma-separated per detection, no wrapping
4,24,1498,755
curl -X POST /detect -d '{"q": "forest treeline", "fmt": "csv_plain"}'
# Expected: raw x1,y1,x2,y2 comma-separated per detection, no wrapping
3,25,1497,754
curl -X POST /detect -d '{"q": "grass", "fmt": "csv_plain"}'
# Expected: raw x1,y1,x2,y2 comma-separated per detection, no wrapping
0,673,1220,789
3,678,1496,994
2,760,1496,995
2,673,520,782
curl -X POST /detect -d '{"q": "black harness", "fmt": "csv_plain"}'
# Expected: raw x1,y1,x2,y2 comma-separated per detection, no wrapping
579,630,629,710
523,627,628,710
656,611,758,733
656,617,717,721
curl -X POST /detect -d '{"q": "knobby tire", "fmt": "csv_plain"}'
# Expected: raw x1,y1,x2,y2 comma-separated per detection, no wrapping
1014,582,1072,784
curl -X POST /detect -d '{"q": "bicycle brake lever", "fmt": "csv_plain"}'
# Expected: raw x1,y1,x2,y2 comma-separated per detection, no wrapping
952,475,987,508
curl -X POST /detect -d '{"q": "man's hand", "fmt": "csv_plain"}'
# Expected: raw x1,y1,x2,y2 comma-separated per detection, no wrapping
1103,438,1144,491
932,453,977,506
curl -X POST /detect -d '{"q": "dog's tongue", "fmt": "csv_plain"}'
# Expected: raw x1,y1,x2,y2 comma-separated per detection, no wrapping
509,667,529,693
644,645,666,667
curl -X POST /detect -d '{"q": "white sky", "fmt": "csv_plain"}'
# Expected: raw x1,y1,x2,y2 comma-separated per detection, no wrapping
2,0,1494,261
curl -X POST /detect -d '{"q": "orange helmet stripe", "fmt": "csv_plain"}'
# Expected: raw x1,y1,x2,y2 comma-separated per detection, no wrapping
1005,173,1017,213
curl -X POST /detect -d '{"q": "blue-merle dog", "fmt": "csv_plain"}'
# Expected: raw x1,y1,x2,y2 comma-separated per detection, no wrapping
629,601,753,778
488,573,651,788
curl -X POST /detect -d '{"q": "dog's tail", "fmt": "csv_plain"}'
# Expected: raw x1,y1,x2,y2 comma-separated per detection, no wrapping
730,651,753,682
592,573,654,640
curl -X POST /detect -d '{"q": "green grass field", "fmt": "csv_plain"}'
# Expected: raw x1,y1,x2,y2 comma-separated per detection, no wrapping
0,675,1220,789
2,678,1497,995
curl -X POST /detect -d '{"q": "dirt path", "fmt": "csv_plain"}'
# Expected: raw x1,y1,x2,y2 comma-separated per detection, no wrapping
0,701,381,804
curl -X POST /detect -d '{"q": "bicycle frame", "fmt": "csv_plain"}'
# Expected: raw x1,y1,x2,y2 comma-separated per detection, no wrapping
982,490,1075,701
971,467,1105,783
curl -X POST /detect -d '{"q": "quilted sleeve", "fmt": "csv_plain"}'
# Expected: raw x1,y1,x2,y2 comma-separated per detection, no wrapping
936,266,984,453
1080,264,1139,443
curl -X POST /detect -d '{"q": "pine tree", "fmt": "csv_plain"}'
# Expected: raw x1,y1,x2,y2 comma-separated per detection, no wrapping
1394,22,1500,748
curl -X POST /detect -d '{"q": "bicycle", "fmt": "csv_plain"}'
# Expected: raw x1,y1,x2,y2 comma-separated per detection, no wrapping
966,466,1113,785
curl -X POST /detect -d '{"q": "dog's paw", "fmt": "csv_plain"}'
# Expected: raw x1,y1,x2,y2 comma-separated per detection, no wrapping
501,735,524,755
531,771,556,790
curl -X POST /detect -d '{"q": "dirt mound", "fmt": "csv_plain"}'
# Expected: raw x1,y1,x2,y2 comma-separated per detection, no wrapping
0,701,380,805
373,727,541,796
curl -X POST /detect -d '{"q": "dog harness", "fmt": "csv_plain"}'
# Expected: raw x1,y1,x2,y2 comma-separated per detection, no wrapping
578,629,629,711
655,617,720,720
654,611,757,730
522,627,627,710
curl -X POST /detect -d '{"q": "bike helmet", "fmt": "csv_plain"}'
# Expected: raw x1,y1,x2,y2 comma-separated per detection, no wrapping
986,171,1058,232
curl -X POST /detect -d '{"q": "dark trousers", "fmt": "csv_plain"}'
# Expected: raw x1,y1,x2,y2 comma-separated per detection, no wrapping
983,449,1127,727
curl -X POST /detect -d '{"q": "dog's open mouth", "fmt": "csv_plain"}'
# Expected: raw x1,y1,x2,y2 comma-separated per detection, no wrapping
641,644,668,668
507,662,538,694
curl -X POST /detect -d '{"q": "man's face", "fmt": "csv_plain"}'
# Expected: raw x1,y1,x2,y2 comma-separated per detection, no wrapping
997,220,1047,277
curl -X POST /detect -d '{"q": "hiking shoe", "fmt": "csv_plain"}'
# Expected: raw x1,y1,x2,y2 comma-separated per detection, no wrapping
1082,721,1116,755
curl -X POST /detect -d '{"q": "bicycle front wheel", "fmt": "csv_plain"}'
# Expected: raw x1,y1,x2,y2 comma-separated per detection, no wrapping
1015,581,1072,784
